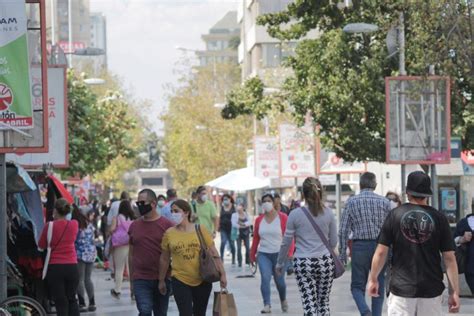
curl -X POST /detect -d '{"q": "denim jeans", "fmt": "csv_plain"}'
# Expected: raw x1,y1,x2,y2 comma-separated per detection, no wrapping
220,231,236,264
133,279,170,316
351,241,385,316
257,252,286,306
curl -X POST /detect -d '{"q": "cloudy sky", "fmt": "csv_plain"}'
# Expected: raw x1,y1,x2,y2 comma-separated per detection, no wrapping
90,0,239,133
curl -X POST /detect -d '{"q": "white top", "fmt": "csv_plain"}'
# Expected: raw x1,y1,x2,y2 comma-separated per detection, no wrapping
468,216,474,230
259,216,282,253
106,201,121,226
231,212,251,229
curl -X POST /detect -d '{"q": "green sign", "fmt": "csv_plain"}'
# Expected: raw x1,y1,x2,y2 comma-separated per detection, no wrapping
0,0,33,129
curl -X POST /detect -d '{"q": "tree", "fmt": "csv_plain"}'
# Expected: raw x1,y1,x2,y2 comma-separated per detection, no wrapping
162,63,254,194
223,0,473,162
65,70,140,177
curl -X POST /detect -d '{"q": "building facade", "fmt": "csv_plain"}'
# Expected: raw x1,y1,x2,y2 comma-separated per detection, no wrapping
196,11,240,67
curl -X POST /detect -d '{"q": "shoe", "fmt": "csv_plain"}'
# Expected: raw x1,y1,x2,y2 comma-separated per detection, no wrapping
261,305,271,313
281,300,288,312
110,289,121,299
88,305,96,312
79,305,88,313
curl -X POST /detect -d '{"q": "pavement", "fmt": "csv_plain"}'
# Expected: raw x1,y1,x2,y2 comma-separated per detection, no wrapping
86,256,474,316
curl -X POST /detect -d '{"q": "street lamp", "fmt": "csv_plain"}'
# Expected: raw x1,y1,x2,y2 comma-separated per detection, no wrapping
83,78,106,85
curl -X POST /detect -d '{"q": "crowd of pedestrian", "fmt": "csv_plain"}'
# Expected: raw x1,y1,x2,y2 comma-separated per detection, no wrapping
36,170,472,316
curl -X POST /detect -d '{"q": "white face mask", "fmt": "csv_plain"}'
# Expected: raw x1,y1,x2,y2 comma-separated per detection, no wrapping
389,200,399,210
170,212,183,225
200,194,208,202
157,200,165,208
262,202,274,213
65,213,72,220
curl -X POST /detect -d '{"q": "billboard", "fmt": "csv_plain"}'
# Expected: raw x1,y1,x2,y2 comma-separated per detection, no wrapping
0,0,33,129
279,123,316,178
7,66,68,167
254,136,279,179
386,76,451,164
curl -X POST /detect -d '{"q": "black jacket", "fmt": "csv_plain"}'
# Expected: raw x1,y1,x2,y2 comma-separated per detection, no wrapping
454,214,474,274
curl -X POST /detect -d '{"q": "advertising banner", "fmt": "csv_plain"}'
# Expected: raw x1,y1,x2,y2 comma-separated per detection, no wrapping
7,67,68,167
317,139,367,174
0,0,33,129
279,123,316,178
254,136,279,179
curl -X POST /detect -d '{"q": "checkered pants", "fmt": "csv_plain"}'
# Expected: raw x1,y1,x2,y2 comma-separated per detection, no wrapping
294,255,335,316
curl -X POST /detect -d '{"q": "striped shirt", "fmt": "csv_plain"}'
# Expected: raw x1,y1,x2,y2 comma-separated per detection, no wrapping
338,189,391,262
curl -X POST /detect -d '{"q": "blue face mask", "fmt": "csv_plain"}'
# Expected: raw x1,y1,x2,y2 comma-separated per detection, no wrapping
65,213,72,220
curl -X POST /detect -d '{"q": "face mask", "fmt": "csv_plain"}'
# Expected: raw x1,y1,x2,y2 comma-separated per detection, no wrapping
200,194,208,202
223,199,230,207
138,202,153,216
157,200,165,208
65,213,72,220
170,212,183,225
262,202,273,213
390,200,399,210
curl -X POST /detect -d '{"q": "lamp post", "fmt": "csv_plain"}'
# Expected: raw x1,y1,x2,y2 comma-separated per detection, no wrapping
344,12,408,202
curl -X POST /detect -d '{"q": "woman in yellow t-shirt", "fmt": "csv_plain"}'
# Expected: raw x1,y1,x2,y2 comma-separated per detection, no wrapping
159,199,227,316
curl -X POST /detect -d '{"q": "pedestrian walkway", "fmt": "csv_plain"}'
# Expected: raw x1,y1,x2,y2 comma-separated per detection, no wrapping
87,259,473,316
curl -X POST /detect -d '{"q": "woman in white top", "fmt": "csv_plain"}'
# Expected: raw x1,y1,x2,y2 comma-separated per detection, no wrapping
250,194,295,314
276,177,338,316
231,201,251,267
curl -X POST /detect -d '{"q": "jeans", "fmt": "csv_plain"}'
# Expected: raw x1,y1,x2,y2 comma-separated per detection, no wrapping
46,264,80,316
77,261,95,305
220,231,235,264
133,279,170,316
257,252,286,306
351,241,385,316
236,232,250,266
171,277,212,316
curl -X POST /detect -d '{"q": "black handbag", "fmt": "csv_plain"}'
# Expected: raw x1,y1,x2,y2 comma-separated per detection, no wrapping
455,243,467,274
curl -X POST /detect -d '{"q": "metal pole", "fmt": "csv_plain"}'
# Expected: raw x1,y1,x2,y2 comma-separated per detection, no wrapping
428,65,439,209
336,173,342,223
399,11,407,202
67,0,72,67
0,153,7,302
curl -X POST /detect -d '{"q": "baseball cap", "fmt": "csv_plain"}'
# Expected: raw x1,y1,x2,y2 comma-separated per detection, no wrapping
406,171,433,197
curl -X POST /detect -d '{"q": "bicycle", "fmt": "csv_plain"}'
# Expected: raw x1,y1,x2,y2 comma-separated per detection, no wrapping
0,296,46,316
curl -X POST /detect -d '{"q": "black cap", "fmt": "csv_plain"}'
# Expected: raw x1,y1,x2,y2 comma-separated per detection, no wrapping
406,171,433,197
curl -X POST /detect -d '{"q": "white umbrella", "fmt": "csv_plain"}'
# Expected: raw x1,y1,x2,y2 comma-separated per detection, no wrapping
206,168,270,192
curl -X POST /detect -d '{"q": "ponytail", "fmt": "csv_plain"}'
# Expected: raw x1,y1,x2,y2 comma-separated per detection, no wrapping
302,177,324,216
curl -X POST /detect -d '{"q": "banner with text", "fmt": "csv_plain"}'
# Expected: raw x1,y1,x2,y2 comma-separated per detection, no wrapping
0,0,33,129
279,123,316,178
7,67,68,166
254,136,279,179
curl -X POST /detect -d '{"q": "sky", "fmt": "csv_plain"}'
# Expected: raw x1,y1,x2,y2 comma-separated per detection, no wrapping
89,0,239,133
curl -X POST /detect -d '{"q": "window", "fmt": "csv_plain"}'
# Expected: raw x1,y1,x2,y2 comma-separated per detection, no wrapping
261,43,296,68
142,177,164,186
259,0,293,15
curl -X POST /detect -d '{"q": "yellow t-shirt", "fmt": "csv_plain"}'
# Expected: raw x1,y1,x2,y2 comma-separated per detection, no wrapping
161,226,214,286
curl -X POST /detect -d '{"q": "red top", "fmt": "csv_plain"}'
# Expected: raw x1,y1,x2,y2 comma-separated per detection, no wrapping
250,211,295,262
128,216,174,280
38,219,79,265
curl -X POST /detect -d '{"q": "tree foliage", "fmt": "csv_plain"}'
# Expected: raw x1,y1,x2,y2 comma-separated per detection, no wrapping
223,0,473,162
163,63,253,194
65,70,140,177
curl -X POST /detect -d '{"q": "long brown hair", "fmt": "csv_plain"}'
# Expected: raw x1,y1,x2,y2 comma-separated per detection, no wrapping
119,200,136,220
72,204,88,230
171,199,192,221
302,177,324,216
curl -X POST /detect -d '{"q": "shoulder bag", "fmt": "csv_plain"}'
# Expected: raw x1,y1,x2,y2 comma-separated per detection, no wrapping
301,207,345,278
111,215,132,247
195,224,221,283
42,221,70,280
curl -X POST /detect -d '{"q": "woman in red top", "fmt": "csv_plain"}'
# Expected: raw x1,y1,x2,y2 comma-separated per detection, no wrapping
39,198,80,316
250,193,295,314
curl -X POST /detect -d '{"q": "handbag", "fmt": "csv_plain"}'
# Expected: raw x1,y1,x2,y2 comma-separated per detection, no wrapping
111,216,132,247
455,243,467,274
42,222,54,280
213,289,238,316
195,224,221,283
301,207,345,278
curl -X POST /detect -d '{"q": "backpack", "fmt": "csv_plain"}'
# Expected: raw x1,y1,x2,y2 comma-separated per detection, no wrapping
111,215,132,247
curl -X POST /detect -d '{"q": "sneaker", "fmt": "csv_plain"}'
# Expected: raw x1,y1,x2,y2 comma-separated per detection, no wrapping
110,289,121,299
281,300,288,312
261,305,271,313
79,305,88,313
88,305,97,312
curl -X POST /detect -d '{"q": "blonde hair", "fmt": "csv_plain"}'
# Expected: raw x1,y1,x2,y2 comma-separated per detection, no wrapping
302,177,324,216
